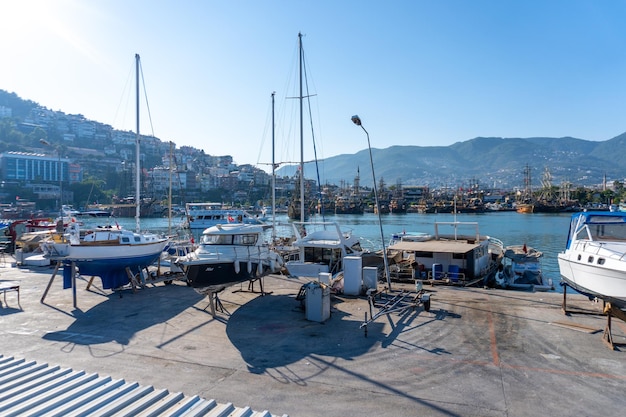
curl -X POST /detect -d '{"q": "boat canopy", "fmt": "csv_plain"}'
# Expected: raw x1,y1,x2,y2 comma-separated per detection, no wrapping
390,240,480,254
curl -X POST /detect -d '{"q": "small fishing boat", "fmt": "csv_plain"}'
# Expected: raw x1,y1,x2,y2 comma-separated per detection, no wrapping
174,223,283,292
494,244,553,291
557,211,626,306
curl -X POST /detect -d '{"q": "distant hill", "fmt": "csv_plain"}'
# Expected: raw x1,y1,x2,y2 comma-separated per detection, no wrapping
277,134,626,189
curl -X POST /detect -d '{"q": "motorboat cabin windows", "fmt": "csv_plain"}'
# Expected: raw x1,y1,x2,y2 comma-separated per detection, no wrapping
598,258,606,265
201,233,258,246
303,247,341,265
588,256,594,263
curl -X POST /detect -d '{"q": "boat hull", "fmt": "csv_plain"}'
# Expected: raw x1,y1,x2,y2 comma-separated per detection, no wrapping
557,253,626,303
183,260,269,290
51,240,169,289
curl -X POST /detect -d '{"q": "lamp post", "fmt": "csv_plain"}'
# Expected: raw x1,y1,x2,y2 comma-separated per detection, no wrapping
40,139,62,213
351,115,391,290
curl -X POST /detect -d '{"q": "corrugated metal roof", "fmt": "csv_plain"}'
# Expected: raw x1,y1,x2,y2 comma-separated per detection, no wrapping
0,355,287,417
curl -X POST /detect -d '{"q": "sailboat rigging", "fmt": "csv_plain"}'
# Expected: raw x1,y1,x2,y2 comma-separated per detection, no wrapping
283,33,376,280
40,54,170,290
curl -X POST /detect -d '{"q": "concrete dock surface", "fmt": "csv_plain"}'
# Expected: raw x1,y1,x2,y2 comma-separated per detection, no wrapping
1,260,625,417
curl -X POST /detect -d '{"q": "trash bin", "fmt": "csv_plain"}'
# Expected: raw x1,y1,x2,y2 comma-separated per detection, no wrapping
305,281,330,322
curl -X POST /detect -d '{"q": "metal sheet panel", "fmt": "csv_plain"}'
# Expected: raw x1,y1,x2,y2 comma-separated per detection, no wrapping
0,355,288,417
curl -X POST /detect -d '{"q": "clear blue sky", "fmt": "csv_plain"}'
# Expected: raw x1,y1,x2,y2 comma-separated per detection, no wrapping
2,0,626,172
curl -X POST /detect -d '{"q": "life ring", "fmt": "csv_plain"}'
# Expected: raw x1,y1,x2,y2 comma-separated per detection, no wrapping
495,271,506,287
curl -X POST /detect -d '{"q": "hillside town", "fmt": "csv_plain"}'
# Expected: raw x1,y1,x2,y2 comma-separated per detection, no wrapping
1,91,624,219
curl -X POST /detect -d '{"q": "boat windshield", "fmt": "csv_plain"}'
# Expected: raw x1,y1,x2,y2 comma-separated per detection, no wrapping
587,222,626,241
202,233,258,245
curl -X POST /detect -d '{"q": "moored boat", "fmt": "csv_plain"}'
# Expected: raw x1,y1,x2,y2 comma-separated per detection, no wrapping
494,244,553,291
386,221,504,286
557,211,626,306
183,202,263,230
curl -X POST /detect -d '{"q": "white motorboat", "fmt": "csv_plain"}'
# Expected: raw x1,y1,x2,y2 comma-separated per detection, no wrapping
175,223,283,292
182,202,264,230
284,221,369,278
557,211,626,305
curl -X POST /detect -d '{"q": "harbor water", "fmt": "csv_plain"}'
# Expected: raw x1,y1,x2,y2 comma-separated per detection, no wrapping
84,210,574,291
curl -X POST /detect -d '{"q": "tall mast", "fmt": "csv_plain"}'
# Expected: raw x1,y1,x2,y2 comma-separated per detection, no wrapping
135,53,141,232
271,91,277,240
298,32,305,223
168,141,173,235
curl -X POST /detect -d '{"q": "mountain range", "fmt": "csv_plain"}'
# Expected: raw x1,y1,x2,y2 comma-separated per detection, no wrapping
277,133,626,189
2,88,625,192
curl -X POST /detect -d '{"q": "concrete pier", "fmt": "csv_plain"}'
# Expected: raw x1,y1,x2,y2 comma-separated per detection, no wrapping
1,260,624,416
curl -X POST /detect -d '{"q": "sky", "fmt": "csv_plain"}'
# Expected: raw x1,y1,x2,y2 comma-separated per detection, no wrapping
1,0,626,173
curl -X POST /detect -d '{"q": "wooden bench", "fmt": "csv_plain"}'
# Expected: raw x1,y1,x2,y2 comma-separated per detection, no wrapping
0,283,20,307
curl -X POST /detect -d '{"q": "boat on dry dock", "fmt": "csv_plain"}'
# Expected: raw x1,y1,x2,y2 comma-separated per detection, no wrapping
39,54,170,289
557,211,626,306
174,222,283,292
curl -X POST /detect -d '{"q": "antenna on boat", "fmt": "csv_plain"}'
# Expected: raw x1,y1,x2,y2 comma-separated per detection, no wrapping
351,115,392,291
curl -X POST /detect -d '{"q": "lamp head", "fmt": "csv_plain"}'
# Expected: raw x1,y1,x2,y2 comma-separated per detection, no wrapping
351,115,362,126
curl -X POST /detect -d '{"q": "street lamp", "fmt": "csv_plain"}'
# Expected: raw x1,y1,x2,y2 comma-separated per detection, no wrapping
351,115,391,290
40,139,62,213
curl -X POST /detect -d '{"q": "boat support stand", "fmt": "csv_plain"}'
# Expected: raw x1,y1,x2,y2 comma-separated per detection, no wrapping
202,287,229,317
233,277,272,296
603,302,626,351
562,283,626,350
41,261,78,310
360,288,431,337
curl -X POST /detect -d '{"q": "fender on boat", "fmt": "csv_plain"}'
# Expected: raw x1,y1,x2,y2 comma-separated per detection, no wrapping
234,260,240,274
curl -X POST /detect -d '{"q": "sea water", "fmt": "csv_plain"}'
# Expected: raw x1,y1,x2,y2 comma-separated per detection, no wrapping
82,210,574,292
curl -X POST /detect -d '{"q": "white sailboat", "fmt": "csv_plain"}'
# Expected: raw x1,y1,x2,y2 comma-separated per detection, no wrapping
41,54,169,289
282,33,370,279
